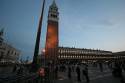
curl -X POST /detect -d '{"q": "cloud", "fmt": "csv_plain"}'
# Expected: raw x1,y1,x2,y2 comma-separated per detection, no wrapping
98,19,114,26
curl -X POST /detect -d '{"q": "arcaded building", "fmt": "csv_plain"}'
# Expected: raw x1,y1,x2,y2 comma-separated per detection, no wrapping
58,47,113,63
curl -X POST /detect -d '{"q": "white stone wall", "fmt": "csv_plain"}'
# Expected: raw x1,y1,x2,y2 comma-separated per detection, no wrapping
0,42,20,63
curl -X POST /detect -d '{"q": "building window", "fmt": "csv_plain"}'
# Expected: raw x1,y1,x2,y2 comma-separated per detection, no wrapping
15,52,16,55
51,14,57,18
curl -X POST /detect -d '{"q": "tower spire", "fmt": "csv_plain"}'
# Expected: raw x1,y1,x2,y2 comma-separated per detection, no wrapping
48,0,59,22
53,0,55,3
51,0,57,8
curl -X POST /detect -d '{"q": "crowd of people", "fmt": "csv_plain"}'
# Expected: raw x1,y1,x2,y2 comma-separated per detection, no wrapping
55,61,125,83
11,61,125,83
56,63,90,83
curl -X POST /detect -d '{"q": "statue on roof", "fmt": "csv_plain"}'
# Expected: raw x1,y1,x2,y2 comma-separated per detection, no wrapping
0,28,4,37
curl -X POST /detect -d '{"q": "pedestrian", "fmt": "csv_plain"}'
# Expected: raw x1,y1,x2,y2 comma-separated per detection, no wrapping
12,65,17,73
99,63,103,72
68,66,72,79
55,65,58,79
17,66,23,75
82,65,90,83
72,65,74,72
76,65,81,82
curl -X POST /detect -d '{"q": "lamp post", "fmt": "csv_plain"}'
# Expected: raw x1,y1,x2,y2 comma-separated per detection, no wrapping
32,0,46,72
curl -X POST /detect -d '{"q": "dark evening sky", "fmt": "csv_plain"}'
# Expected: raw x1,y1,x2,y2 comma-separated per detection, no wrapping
0,0,125,60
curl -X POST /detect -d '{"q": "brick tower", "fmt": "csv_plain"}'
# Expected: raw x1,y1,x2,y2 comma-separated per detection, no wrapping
45,0,59,61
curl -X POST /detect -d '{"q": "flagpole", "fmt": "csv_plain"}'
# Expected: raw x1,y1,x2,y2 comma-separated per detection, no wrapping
32,0,46,72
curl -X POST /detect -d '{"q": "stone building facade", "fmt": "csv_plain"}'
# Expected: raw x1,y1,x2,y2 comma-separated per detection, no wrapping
0,29,20,64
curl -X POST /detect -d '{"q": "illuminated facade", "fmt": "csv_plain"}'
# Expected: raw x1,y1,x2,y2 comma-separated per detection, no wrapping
45,0,59,60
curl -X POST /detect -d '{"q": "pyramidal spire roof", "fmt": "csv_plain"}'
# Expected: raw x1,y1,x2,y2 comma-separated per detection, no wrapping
51,0,57,8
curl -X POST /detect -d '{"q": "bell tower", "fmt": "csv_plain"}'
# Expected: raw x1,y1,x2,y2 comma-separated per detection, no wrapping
45,0,59,60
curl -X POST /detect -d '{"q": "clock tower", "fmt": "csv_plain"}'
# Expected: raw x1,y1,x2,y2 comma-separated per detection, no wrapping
45,0,59,60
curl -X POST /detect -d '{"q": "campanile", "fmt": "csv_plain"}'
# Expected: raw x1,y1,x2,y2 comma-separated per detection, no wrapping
45,0,59,60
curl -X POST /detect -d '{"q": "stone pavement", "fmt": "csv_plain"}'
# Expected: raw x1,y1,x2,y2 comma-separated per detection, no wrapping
55,75,121,83
55,65,124,83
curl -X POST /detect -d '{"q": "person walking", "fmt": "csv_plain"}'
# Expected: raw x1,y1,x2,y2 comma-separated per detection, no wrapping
68,66,72,79
76,65,81,82
99,62,103,72
12,65,17,73
72,65,75,72
82,65,90,83
55,65,58,79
